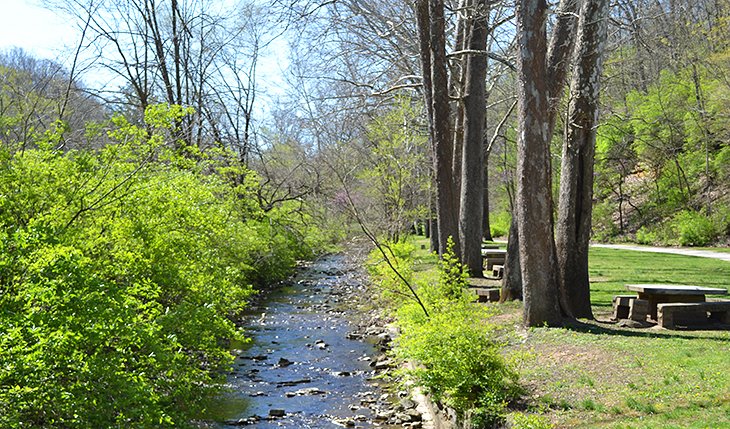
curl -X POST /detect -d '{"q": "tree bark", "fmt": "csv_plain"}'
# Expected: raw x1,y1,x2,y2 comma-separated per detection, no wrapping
502,0,578,305
500,215,522,301
482,151,493,241
450,0,468,206
417,0,461,257
458,0,489,276
515,0,563,327
556,0,609,320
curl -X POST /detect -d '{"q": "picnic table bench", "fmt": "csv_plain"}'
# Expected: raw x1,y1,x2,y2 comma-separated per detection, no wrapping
619,284,728,328
481,248,506,270
658,301,730,329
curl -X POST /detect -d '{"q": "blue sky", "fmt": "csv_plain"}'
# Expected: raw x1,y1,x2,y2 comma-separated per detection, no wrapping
0,0,77,61
0,0,290,117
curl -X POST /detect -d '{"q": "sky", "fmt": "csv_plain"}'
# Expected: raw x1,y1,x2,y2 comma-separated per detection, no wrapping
0,0,78,61
0,0,290,115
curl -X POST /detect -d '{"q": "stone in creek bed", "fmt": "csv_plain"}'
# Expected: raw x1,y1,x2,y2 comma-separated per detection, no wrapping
268,408,286,417
286,387,327,396
276,378,312,387
346,332,363,340
371,359,394,370
224,415,260,426
277,358,294,367
315,340,328,349
400,398,417,409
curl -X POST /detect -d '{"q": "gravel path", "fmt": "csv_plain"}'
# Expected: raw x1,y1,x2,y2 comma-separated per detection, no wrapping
591,243,730,262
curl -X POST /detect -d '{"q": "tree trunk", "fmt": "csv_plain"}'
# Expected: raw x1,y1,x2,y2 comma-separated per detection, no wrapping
430,217,439,253
482,152,493,241
450,0,468,209
556,0,609,320
458,0,489,276
502,0,578,303
515,0,563,327
500,215,522,301
417,0,461,258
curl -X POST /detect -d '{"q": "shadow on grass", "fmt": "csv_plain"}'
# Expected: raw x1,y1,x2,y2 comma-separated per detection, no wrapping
561,319,730,342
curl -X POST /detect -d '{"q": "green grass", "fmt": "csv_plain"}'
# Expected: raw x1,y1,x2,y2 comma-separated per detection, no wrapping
588,247,730,312
406,236,730,428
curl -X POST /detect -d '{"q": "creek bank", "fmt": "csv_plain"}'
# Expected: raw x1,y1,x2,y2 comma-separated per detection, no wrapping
203,253,430,428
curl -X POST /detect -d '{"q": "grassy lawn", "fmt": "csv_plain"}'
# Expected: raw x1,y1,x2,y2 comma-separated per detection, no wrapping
408,237,730,428
589,247,730,313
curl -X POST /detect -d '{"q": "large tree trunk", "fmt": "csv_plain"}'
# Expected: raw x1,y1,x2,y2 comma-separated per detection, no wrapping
502,0,578,306
423,0,461,257
450,0,467,207
458,0,489,276
515,0,563,327
430,217,439,253
556,0,609,320
482,151,493,241
500,215,522,301
416,0,450,254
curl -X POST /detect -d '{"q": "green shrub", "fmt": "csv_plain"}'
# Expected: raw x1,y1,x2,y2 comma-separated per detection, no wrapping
710,205,730,238
370,240,518,428
490,211,511,239
397,304,518,427
635,226,658,245
590,201,620,242
669,210,717,246
510,412,554,429
0,105,327,428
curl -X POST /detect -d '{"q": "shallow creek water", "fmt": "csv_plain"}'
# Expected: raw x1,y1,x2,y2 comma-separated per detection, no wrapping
207,254,404,428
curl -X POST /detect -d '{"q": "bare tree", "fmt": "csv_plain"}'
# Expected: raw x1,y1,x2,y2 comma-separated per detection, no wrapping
48,0,264,158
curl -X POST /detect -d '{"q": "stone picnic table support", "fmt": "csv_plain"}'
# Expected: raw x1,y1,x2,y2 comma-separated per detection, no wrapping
480,248,506,271
624,284,728,323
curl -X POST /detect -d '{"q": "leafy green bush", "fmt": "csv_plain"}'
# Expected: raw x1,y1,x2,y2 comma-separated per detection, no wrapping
635,226,658,245
710,205,730,239
510,412,554,429
669,210,717,246
370,240,519,428
0,105,325,428
490,211,511,239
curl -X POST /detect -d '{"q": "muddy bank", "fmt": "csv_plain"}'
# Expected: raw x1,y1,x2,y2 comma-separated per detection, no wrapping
203,253,425,428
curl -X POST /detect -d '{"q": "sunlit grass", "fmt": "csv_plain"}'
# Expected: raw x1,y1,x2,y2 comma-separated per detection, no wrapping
406,235,730,428
588,247,730,312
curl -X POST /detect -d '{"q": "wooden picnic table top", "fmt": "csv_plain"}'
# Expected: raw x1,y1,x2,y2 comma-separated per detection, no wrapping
481,248,507,256
625,284,728,296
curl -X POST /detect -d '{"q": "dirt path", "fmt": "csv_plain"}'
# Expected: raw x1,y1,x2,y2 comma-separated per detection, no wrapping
591,243,730,262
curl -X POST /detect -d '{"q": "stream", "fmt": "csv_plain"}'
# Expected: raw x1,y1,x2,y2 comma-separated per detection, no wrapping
205,254,418,428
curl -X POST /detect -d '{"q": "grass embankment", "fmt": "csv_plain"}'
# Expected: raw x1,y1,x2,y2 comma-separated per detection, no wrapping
407,237,730,428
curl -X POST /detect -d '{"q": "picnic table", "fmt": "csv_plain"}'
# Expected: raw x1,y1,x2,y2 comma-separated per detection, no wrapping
481,248,506,270
624,283,728,322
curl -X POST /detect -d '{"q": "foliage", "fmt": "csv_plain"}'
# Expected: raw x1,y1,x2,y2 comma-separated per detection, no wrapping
633,210,718,246
359,97,430,241
593,60,730,243
369,238,518,428
670,210,718,246
0,105,325,428
489,211,511,238
509,412,554,429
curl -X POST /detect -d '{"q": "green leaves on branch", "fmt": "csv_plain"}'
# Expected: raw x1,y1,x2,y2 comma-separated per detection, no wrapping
368,238,519,427
0,104,324,428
